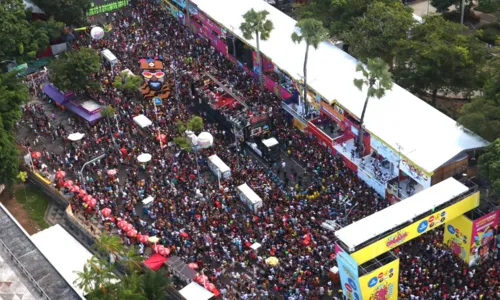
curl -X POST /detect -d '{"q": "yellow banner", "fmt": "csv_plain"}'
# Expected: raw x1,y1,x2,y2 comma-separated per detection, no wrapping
443,215,473,264
293,118,307,132
351,192,479,264
359,258,399,300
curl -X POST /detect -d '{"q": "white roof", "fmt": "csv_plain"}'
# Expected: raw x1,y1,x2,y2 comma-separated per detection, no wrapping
191,0,487,173
142,195,154,205
208,154,231,173
334,177,468,250
179,282,214,300
262,137,279,148
237,183,262,204
101,49,118,62
133,114,152,128
31,224,93,298
250,242,262,250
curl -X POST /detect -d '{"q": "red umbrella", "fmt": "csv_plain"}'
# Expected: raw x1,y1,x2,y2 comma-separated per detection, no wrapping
196,274,209,283
127,229,137,238
117,220,127,229
31,152,41,159
124,223,134,232
188,262,199,269
120,147,127,156
83,195,93,202
138,235,149,243
70,185,81,193
78,189,87,196
179,232,189,238
107,169,118,176
156,133,167,142
63,180,74,187
87,198,97,208
153,244,164,253
55,170,66,179
101,208,112,217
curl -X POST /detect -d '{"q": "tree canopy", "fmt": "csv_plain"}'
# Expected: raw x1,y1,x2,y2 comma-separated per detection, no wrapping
298,0,399,39
113,71,143,94
0,71,28,188
49,48,101,92
393,16,486,106
33,0,92,26
344,1,415,66
478,139,500,196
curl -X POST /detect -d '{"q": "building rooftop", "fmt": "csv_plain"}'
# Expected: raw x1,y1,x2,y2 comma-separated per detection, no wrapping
0,203,82,300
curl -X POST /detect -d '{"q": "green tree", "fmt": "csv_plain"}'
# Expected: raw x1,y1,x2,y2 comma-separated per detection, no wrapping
49,48,101,93
344,1,415,67
33,0,92,26
113,71,143,95
298,0,398,40
143,269,170,300
478,139,500,196
187,116,204,132
240,8,274,90
353,58,393,155
393,16,486,106
30,18,65,54
291,18,329,116
0,71,28,189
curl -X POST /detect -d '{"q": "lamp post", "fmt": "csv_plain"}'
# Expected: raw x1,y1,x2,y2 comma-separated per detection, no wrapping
152,98,163,149
79,153,106,191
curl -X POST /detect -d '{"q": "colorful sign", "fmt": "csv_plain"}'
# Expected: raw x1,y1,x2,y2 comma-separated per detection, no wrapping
358,258,399,300
400,158,431,188
443,215,473,264
320,101,344,124
469,209,499,266
307,121,333,151
293,118,307,132
351,192,480,265
336,244,361,300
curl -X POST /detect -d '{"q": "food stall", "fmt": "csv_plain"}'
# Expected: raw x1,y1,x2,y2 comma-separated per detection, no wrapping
237,183,263,213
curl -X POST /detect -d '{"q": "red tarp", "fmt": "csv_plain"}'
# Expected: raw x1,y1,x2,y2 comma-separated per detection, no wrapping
144,253,168,271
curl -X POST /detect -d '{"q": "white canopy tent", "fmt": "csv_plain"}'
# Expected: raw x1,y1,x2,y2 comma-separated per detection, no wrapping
191,0,488,174
31,224,93,298
334,178,469,251
133,114,153,128
261,137,279,148
179,282,214,300
142,195,154,206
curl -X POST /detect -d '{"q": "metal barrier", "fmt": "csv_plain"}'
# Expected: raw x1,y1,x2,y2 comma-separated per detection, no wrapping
0,239,51,300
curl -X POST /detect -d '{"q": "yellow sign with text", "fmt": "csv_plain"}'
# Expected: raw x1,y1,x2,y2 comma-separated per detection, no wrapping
358,258,400,300
443,215,473,264
351,192,479,265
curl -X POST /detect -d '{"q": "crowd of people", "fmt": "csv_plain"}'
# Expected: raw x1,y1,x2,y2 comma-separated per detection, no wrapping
17,1,499,299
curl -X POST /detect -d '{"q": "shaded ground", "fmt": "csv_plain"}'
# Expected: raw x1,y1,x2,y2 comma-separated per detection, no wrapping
0,183,50,235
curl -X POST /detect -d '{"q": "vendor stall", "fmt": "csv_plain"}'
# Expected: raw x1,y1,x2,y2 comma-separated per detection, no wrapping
237,183,263,213
142,195,154,215
207,154,231,179
133,114,153,128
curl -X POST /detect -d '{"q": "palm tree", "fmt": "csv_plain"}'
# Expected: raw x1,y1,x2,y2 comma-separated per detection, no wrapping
143,269,170,300
92,232,125,260
100,105,119,152
240,9,274,91
353,58,393,156
291,18,329,116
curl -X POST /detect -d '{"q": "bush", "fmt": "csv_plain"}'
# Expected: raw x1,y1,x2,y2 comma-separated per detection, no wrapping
479,28,498,45
442,9,480,24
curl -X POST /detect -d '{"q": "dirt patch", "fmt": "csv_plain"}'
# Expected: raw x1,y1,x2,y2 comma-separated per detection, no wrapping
0,188,46,235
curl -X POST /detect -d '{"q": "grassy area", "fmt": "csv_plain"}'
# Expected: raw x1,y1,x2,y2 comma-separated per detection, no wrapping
14,183,50,229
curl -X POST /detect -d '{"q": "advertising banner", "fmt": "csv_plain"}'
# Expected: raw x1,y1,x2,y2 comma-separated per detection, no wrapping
469,209,499,266
320,102,344,124
351,192,480,265
307,121,333,151
443,215,473,264
335,243,361,300
358,258,400,300
399,158,431,188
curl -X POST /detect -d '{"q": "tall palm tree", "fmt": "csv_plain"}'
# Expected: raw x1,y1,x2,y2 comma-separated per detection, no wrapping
92,232,125,261
353,58,393,156
291,18,329,116
240,9,274,91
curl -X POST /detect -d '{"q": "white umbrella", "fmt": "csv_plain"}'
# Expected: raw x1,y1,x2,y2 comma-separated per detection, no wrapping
90,26,105,40
197,132,214,149
137,153,152,163
68,132,85,141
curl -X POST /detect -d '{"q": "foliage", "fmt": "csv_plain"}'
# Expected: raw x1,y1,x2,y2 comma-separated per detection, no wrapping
187,116,204,132
100,105,116,119
0,71,28,188
240,8,274,89
76,233,171,300
298,0,399,39
344,1,415,66
173,137,192,151
476,0,500,13
457,57,500,142
478,139,500,196
33,0,92,26
49,48,101,93
14,184,50,229
393,16,486,106
30,18,65,54
478,28,498,45
113,71,143,93
291,18,328,115
431,0,458,12
17,171,28,183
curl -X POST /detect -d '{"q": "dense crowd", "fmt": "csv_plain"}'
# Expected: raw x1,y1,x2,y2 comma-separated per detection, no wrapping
17,1,500,299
